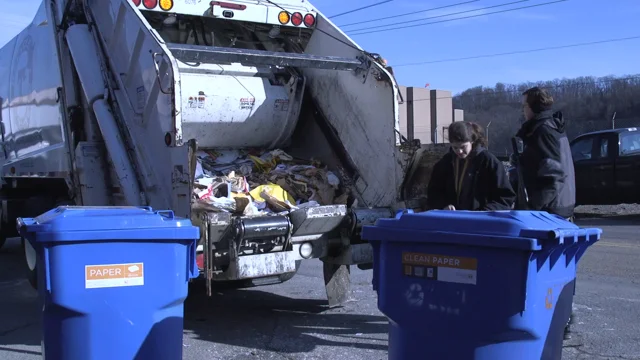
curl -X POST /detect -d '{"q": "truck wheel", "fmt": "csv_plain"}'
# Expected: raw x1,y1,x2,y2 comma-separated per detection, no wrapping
22,237,38,290
0,219,10,251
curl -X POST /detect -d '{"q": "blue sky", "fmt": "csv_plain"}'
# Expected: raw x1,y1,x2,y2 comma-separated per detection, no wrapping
1,0,638,94
327,0,640,93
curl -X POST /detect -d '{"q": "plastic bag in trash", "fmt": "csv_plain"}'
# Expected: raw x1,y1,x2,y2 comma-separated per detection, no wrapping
192,197,236,213
327,171,340,188
249,184,296,212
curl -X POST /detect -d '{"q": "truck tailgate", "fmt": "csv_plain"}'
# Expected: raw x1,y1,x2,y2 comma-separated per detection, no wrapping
177,62,304,149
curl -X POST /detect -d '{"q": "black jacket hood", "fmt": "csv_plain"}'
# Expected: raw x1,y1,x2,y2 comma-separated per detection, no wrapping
517,110,566,138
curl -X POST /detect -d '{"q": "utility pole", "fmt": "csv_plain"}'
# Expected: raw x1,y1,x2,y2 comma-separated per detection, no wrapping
611,112,617,129
486,121,492,150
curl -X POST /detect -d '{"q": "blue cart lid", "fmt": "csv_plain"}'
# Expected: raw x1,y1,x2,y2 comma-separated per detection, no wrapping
17,206,200,243
361,210,602,251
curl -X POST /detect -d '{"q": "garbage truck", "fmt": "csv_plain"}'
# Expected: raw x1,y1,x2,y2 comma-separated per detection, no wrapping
0,0,425,306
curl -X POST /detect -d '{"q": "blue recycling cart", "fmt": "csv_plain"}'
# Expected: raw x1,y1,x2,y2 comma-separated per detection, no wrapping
17,206,200,360
362,210,602,360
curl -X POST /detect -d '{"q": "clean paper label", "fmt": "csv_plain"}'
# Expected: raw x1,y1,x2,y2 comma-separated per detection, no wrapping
402,252,477,285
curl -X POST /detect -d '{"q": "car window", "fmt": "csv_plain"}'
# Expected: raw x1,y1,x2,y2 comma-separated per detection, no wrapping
571,137,594,161
597,137,609,158
619,132,640,156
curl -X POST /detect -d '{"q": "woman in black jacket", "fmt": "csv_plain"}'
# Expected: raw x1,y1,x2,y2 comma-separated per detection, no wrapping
427,122,516,211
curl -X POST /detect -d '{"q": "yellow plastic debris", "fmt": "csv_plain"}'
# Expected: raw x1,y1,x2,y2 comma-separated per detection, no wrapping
249,184,295,205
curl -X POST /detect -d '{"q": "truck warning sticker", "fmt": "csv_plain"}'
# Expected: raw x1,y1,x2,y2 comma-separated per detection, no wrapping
240,97,255,110
188,96,206,109
85,263,144,289
274,99,289,112
402,252,477,285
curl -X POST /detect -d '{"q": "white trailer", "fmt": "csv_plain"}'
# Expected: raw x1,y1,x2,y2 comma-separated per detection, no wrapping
0,0,423,306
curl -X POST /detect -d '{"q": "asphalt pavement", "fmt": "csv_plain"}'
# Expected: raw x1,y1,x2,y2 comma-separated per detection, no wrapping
0,217,639,360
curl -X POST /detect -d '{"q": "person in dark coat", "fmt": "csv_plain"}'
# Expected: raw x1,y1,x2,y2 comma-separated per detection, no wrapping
516,86,577,340
427,122,515,211
516,86,576,219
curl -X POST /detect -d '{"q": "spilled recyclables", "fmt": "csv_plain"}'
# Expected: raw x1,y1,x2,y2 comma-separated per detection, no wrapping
192,148,347,216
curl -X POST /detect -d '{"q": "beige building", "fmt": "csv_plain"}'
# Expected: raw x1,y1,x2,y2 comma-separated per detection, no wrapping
398,86,464,145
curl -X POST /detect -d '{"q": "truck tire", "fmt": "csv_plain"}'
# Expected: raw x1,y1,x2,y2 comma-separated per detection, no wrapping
0,219,7,250
0,212,12,251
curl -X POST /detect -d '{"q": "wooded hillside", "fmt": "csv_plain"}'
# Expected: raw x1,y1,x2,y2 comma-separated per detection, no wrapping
452,75,640,156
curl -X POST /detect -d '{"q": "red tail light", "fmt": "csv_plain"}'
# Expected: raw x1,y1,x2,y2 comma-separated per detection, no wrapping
211,1,246,10
291,12,303,26
132,0,141,6
303,13,315,27
143,0,157,9
196,253,204,270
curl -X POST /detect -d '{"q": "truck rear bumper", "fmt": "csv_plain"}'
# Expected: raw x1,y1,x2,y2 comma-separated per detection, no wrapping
194,205,388,282
196,242,373,281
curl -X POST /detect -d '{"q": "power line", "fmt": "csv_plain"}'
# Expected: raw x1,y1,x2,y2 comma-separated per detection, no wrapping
393,36,640,67
337,0,480,27
350,0,563,34
349,0,567,36
347,0,528,33
406,76,640,102
328,0,393,19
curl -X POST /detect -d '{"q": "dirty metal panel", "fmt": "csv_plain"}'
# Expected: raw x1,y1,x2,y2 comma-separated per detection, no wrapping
290,205,347,237
74,142,110,206
351,207,394,229
302,14,404,208
167,43,363,71
177,69,302,149
213,251,297,280
206,212,232,243
192,211,233,249
323,261,351,307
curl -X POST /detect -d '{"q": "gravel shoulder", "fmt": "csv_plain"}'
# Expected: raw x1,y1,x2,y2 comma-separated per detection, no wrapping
574,203,640,219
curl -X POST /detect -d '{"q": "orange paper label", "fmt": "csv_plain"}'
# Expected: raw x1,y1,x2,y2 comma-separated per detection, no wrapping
85,263,144,289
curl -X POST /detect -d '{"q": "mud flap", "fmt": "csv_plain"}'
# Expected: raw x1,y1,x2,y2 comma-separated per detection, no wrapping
323,261,351,307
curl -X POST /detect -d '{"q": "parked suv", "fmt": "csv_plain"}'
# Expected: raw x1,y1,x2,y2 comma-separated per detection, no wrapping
569,127,640,205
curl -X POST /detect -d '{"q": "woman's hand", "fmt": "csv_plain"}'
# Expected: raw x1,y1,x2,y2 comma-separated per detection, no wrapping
444,205,456,210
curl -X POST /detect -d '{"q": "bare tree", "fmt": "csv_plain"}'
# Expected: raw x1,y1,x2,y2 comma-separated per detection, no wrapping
452,75,640,153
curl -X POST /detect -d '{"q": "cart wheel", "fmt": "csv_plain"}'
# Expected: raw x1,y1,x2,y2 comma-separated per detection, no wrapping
22,237,38,290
